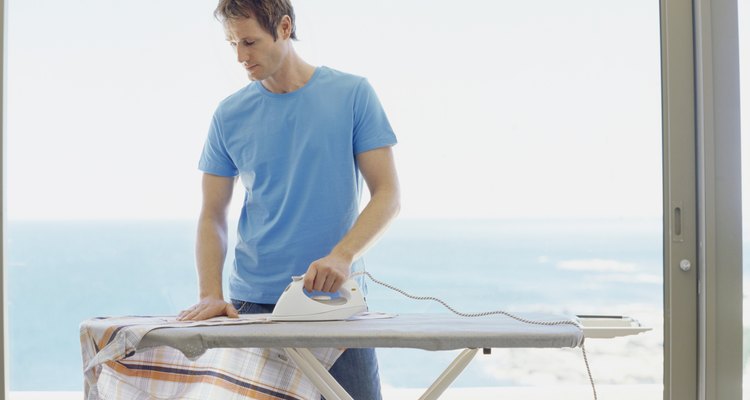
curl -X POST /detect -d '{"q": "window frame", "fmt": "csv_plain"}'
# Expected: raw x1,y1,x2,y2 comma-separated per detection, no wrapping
692,0,743,398
661,0,742,399
1,0,7,398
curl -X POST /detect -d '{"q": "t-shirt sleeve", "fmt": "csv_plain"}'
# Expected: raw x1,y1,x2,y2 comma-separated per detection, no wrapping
198,112,239,177
352,78,398,155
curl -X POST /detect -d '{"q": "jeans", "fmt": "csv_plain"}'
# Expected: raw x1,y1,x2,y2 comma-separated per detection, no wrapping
231,300,383,400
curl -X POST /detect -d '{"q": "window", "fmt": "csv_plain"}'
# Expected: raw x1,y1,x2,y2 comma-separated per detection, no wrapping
11,1,732,398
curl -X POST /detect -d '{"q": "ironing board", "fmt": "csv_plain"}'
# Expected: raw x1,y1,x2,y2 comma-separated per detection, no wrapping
133,313,632,400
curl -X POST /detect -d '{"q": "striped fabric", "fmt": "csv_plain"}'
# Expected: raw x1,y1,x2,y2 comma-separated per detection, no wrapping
81,315,342,400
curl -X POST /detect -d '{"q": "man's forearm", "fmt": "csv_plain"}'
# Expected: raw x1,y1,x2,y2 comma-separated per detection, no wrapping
196,213,229,299
331,188,400,263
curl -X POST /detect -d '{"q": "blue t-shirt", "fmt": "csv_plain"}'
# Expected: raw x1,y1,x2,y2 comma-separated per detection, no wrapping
199,66,397,303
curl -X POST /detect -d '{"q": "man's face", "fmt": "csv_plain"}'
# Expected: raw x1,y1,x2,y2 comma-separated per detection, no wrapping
224,17,289,82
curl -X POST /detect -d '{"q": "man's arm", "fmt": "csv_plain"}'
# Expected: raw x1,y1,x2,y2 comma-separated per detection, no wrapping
177,173,240,321
304,146,401,292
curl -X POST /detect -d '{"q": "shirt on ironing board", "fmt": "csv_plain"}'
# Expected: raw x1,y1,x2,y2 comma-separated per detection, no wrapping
199,66,398,304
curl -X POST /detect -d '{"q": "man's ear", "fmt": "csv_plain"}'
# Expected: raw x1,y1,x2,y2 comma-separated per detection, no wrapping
278,15,292,40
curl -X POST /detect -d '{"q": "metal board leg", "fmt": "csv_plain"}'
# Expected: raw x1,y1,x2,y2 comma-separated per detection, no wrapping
296,348,354,400
283,348,353,400
418,348,479,400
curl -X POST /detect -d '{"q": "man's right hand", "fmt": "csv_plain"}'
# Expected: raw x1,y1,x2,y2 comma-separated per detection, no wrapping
177,297,239,321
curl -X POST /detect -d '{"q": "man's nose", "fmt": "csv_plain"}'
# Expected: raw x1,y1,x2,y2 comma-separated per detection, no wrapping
235,46,249,64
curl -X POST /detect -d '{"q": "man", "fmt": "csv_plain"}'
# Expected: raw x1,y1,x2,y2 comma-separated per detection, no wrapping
177,0,400,398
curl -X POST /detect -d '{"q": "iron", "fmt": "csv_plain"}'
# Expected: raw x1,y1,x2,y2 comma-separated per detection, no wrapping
270,275,368,321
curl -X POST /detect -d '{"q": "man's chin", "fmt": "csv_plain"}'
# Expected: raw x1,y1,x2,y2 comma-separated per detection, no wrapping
245,69,263,81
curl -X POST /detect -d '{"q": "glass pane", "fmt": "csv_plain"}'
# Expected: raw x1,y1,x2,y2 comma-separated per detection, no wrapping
7,0,663,398
296,0,663,397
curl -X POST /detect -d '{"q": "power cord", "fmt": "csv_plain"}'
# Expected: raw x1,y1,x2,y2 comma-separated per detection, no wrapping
352,270,598,400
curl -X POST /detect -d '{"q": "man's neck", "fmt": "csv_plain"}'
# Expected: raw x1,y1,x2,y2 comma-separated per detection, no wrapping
262,52,316,94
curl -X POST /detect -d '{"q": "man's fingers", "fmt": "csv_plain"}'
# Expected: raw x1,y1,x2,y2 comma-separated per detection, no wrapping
304,261,348,292
321,277,334,293
177,308,195,321
178,301,233,321
321,275,340,293
188,307,207,320
318,272,345,293
193,309,213,321
313,273,328,292
303,268,318,292
178,309,198,321
188,306,220,321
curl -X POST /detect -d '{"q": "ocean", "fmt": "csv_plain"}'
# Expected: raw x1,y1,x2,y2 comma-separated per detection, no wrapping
7,218,667,391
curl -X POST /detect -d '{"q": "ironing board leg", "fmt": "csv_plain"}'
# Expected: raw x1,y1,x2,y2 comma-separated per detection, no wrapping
283,348,354,400
296,348,355,400
418,348,479,400
285,347,477,400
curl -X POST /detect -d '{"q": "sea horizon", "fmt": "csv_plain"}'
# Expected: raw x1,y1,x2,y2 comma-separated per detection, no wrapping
4,217,687,392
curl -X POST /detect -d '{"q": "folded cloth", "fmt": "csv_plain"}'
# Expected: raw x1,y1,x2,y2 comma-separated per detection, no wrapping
80,315,342,400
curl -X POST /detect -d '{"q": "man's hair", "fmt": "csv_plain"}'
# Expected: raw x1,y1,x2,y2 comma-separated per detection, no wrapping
214,0,297,41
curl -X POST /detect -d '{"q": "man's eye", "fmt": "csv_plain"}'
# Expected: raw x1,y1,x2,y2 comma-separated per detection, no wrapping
228,42,238,48
243,40,255,46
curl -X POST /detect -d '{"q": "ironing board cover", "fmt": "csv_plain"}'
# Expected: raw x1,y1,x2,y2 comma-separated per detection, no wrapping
80,315,342,400
138,312,585,354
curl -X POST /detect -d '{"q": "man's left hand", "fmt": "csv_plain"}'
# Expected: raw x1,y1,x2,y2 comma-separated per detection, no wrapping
304,252,352,293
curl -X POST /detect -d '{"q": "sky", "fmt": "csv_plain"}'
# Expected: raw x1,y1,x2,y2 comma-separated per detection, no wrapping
4,0,729,221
